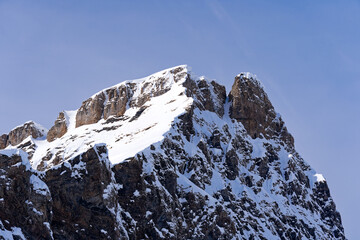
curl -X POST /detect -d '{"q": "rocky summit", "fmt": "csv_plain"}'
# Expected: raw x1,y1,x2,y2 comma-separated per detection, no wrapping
0,65,345,239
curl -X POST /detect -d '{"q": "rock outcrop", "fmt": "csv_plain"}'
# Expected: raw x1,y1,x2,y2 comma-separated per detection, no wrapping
45,144,126,239
0,134,8,149
103,85,129,120
0,66,345,239
229,73,294,146
75,66,190,128
0,121,47,149
183,76,227,117
0,150,52,239
0,146,127,240
76,92,106,128
47,112,68,142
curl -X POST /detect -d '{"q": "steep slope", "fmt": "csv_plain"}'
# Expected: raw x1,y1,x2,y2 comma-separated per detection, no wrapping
0,65,345,239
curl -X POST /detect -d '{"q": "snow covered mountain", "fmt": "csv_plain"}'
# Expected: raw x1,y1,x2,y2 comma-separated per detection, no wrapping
0,65,345,239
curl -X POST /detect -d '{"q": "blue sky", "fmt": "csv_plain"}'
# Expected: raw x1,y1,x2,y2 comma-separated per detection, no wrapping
0,0,359,238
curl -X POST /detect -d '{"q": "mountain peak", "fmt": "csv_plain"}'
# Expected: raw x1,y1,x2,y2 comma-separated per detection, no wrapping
0,66,345,239
236,72,264,91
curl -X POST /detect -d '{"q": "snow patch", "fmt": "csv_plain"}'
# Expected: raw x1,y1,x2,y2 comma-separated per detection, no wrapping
314,173,326,183
30,65,192,167
0,149,31,171
30,175,50,196
0,220,26,240
133,190,140,197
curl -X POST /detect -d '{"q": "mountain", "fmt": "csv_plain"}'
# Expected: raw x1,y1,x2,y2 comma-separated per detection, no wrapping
0,65,345,239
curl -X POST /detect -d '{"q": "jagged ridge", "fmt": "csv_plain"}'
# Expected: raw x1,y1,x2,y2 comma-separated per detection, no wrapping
0,65,345,239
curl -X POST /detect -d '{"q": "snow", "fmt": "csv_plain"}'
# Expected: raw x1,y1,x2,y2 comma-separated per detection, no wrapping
27,65,192,168
0,149,32,171
10,121,33,131
153,225,165,238
0,220,26,240
70,160,87,178
237,72,265,90
64,110,77,131
146,211,152,218
205,168,225,195
0,148,28,160
32,208,43,216
0,65,339,239
133,190,140,197
314,173,326,183
103,183,114,200
90,64,188,99
32,122,48,136
250,138,267,159
30,175,50,196
9,121,48,137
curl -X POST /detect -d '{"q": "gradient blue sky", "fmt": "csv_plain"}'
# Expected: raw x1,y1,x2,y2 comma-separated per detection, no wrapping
1,1,359,238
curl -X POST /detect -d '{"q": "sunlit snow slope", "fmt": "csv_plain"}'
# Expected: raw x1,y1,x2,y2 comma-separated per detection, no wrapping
24,66,192,169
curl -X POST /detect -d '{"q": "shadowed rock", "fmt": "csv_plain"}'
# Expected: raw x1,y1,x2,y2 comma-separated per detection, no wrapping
45,144,125,239
0,151,52,239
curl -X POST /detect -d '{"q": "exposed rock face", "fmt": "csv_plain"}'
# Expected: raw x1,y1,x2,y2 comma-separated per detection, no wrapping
312,180,344,238
183,76,227,117
0,121,47,149
8,122,46,146
76,92,106,128
0,66,345,239
0,146,127,240
16,139,37,160
75,66,190,128
103,85,129,119
0,151,52,239
229,73,294,147
47,112,68,142
0,134,8,149
45,144,126,239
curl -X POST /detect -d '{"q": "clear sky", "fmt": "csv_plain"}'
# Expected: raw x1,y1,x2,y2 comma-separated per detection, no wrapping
0,0,359,238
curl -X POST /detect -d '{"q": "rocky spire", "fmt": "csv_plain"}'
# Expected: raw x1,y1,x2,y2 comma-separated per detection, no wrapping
47,112,68,142
229,73,294,147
